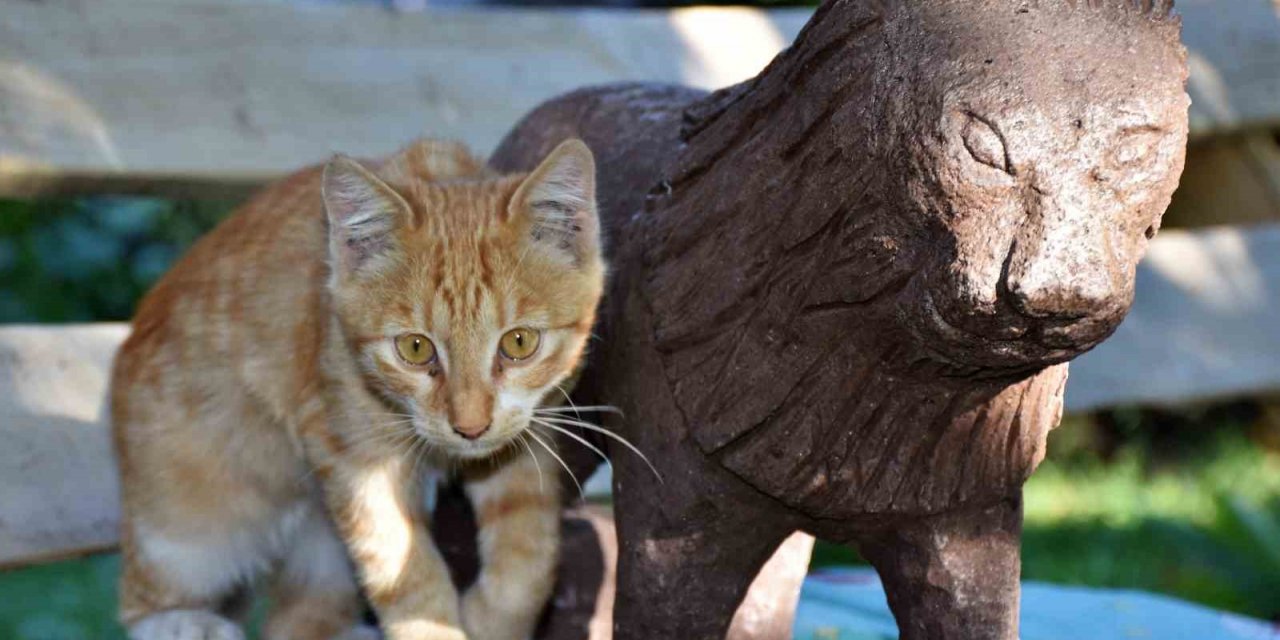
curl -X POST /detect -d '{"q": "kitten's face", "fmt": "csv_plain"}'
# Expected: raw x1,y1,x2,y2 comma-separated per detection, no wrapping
323,140,604,459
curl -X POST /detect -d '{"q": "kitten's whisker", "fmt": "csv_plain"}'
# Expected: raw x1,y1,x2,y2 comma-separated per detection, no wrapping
344,429,418,450
534,405,624,416
527,429,583,501
408,432,435,486
346,426,418,444
408,439,425,490
532,416,663,484
530,419,611,470
549,385,594,424
518,433,546,494
350,423,415,437
365,414,417,425
296,432,415,483
341,436,409,456
554,385,579,414
364,418,417,428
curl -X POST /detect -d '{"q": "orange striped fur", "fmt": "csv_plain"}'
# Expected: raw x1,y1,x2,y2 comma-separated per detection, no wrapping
112,139,605,640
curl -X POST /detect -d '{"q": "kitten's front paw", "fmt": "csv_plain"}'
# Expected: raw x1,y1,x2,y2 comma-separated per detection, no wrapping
383,620,467,640
129,610,245,640
461,589,536,640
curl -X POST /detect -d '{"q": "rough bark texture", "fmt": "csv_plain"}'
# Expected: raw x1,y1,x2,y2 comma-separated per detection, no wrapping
857,499,1024,640
484,1,1191,638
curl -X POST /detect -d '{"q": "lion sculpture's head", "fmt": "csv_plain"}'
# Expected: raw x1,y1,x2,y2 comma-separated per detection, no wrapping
885,0,1189,369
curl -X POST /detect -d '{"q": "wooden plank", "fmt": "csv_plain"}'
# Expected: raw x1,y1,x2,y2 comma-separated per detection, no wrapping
0,1,808,198
0,324,126,569
1179,0,1280,142
1065,223,1280,412
2,1,1277,199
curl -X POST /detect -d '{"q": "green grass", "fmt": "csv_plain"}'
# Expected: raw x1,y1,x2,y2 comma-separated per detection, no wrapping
0,555,122,640
1021,435,1280,619
0,554,271,640
812,431,1280,621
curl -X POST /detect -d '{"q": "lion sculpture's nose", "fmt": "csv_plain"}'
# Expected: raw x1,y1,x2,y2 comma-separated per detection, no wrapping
1004,199,1128,323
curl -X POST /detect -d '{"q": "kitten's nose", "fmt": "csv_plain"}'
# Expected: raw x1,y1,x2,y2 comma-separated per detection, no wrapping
448,387,494,440
452,422,490,440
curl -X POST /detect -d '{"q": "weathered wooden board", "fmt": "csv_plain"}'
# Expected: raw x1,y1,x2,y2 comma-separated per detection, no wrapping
0,323,126,569
1179,0,1280,141
0,1,808,198
1,0,1278,199
1066,223,1280,412
0,226,1277,566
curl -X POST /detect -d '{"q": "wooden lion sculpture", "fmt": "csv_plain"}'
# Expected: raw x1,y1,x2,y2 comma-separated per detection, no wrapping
482,1,1188,638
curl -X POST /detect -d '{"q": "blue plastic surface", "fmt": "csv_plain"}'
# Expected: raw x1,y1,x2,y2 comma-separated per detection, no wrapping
795,568,1280,640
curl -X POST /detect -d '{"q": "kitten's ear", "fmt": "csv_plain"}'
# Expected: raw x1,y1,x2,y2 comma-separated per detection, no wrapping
508,139,600,265
322,155,413,274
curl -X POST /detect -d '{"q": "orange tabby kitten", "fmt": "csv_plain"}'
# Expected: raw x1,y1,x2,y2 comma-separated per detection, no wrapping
111,138,604,640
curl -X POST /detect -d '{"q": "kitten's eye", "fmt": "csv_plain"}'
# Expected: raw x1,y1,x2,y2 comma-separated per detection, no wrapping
395,334,436,366
499,328,541,361
961,116,1010,173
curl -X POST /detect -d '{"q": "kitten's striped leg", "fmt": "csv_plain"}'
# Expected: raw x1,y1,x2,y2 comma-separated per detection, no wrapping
460,446,561,640
321,456,464,640
118,523,251,640
263,506,372,640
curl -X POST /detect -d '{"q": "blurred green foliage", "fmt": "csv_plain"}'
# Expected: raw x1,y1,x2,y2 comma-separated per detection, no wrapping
0,555,121,640
0,198,231,322
1022,431,1280,620
0,554,265,640
1,196,1278,635
812,420,1280,622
